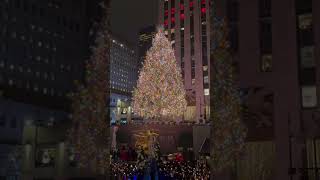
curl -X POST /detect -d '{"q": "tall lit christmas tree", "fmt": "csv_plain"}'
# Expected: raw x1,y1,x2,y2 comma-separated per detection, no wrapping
209,16,247,172
68,0,110,176
133,28,187,121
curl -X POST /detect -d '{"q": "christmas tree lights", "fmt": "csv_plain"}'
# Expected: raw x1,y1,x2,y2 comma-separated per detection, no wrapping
68,0,111,175
210,17,247,172
132,28,187,121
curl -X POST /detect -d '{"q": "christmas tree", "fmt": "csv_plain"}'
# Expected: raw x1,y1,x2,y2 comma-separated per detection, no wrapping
210,17,247,172
68,0,110,175
132,28,187,121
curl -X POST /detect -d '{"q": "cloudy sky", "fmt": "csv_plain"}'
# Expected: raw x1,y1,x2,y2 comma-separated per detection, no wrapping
110,0,159,45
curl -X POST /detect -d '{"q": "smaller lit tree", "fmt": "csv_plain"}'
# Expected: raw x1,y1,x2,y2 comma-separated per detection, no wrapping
210,17,247,172
68,0,110,175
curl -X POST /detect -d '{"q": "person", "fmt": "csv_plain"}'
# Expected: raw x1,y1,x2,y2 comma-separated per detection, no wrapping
175,152,183,162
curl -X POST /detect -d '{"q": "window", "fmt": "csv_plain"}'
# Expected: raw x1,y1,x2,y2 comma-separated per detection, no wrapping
204,88,209,96
204,76,209,84
296,1,315,86
298,14,313,46
300,46,315,68
203,65,208,71
261,54,272,72
301,86,317,108
298,14,312,30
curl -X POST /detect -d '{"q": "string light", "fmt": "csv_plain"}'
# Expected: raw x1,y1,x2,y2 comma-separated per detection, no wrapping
210,17,247,172
67,0,111,175
132,28,187,121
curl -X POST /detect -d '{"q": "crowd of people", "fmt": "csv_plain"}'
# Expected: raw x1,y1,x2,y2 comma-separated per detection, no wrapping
111,145,210,179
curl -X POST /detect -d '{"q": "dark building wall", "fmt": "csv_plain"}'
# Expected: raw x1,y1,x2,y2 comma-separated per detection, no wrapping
0,0,101,110
213,0,320,179
0,1,106,179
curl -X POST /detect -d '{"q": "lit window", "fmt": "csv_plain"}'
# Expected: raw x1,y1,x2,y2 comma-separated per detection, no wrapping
192,79,195,85
203,65,208,71
298,14,312,30
204,76,209,84
261,54,272,72
204,88,209,96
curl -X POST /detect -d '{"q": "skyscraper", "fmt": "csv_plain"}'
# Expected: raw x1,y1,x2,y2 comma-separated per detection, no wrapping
159,0,210,122
138,25,156,71
109,33,138,124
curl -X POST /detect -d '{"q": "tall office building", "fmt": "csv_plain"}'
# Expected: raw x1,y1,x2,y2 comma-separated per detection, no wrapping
110,34,138,95
0,0,102,110
209,0,320,179
110,34,138,124
0,0,105,179
138,25,156,71
159,0,210,122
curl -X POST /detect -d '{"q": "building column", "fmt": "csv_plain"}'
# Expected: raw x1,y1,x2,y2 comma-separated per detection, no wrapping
273,0,303,179
22,144,33,180
56,142,66,180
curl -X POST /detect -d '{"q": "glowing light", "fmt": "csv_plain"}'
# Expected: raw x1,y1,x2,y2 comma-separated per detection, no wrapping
201,7,206,13
132,28,187,120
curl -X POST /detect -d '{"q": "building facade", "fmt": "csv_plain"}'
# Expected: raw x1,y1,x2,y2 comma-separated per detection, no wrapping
159,0,211,122
0,0,105,179
110,34,138,124
210,0,320,180
0,0,101,110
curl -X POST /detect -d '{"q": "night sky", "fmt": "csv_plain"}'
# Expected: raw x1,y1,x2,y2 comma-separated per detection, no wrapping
110,0,159,45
